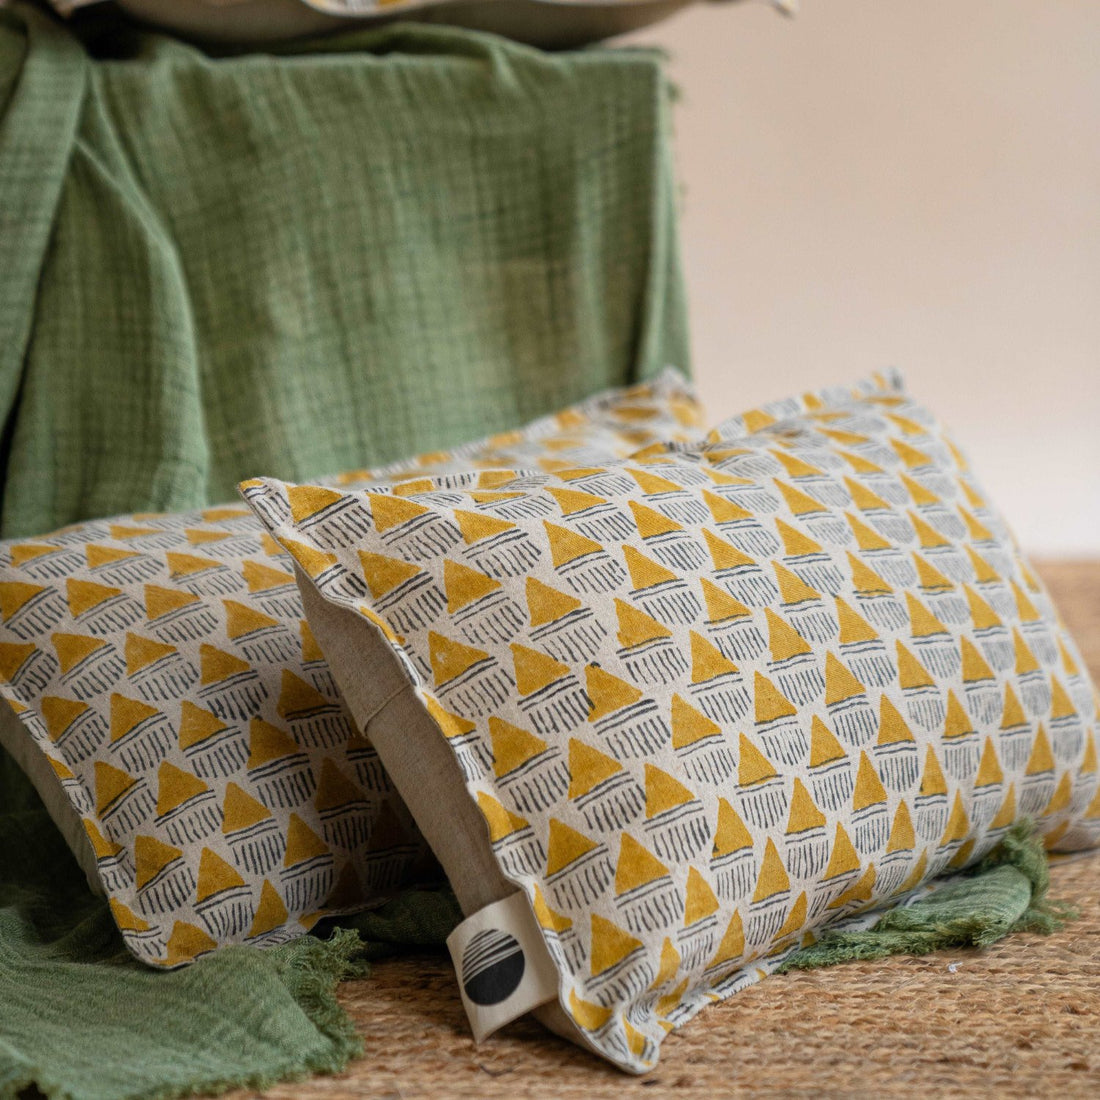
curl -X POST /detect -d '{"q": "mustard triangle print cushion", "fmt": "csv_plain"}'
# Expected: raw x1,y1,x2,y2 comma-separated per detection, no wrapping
243,371,1099,1072
0,369,701,968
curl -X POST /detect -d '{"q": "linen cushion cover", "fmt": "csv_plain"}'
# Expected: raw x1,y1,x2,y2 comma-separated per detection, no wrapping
0,370,701,968
244,372,1099,1072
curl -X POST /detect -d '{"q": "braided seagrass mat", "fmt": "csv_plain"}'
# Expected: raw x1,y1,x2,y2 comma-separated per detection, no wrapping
237,561,1100,1098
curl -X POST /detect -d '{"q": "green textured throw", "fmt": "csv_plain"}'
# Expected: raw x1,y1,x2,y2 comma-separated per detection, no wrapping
779,822,1072,971
0,796,460,1100
0,2,687,538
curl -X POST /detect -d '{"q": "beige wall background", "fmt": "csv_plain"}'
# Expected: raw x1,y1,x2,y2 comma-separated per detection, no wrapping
627,0,1099,556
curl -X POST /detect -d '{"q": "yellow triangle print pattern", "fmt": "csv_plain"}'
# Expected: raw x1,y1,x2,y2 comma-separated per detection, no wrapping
240,370,1098,1073
615,833,669,895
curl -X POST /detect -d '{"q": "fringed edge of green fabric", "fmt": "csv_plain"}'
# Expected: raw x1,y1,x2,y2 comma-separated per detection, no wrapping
123,931,370,1100
245,929,371,1089
0,930,367,1100
778,821,1076,971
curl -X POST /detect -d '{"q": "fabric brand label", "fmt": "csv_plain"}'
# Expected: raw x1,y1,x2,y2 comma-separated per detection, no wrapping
446,892,559,1043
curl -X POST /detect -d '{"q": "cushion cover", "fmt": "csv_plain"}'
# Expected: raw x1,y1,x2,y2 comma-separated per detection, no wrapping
0,370,700,968
244,371,1099,1071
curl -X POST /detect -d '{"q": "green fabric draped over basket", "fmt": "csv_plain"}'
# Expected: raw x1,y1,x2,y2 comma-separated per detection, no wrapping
0,1,688,538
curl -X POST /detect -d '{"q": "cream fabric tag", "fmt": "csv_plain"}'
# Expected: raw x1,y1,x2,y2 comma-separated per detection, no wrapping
446,892,560,1044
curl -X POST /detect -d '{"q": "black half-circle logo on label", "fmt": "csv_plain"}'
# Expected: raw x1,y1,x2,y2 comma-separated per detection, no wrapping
461,928,525,1006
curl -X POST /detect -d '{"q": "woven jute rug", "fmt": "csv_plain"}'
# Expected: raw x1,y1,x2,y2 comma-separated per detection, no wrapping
236,561,1100,1099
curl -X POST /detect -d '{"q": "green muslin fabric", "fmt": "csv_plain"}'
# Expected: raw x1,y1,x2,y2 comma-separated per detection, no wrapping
779,822,1072,971
0,792,461,1100
0,2,688,538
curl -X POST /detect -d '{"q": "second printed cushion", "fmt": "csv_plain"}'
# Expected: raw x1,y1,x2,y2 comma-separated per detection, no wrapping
0,370,700,967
